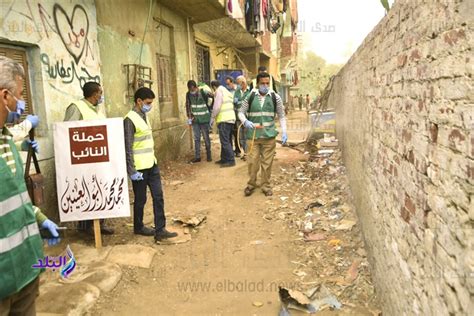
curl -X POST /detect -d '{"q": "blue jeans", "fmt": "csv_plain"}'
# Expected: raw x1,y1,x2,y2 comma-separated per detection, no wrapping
192,123,211,159
217,122,235,163
132,164,166,232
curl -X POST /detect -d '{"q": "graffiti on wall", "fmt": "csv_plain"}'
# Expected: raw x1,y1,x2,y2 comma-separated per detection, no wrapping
1,0,100,89
53,4,89,65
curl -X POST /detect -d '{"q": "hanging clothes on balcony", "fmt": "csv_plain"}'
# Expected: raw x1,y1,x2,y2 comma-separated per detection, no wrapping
245,0,254,32
226,0,244,19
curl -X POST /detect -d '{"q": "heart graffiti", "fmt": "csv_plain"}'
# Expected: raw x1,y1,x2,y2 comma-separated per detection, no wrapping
53,4,90,64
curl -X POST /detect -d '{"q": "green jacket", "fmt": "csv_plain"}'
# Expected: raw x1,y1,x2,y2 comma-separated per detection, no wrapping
0,132,44,300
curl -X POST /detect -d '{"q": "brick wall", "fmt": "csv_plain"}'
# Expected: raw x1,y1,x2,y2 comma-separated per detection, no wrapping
326,0,473,314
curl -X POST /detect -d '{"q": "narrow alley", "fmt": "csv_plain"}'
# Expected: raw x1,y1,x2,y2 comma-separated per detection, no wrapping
0,0,472,315
34,111,379,315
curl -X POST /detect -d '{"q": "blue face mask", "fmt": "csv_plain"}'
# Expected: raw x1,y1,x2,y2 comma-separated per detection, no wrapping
5,97,24,123
258,85,269,95
142,104,152,113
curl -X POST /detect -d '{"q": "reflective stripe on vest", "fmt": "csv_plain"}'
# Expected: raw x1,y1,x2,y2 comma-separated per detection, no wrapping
0,191,30,217
0,222,39,254
246,94,278,140
216,87,236,123
73,99,106,120
0,134,44,300
190,91,210,124
125,111,156,170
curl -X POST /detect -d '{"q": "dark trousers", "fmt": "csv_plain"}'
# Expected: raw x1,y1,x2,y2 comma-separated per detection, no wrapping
217,122,235,163
0,277,39,316
233,121,247,155
192,122,211,159
132,164,166,232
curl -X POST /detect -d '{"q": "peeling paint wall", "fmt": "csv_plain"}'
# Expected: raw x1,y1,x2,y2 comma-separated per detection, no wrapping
95,0,191,161
0,0,102,219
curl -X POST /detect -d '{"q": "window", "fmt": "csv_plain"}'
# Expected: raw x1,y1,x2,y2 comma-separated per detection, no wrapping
196,43,210,85
0,46,33,118
155,21,178,121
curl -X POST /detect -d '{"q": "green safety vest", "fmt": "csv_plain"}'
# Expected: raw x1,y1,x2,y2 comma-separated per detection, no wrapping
125,111,156,170
0,134,44,300
189,91,210,124
216,87,236,124
234,87,251,111
72,99,106,120
245,92,278,140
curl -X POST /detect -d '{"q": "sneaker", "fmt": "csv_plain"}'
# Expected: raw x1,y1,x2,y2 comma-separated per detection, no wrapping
134,226,155,236
220,162,236,168
244,187,254,197
189,158,201,163
155,228,178,241
215,160,225,164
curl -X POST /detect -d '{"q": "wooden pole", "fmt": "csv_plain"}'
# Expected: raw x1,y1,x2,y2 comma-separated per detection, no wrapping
93,219,102,249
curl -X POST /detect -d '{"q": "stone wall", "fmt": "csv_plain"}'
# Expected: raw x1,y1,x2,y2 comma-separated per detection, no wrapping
326,0,473,314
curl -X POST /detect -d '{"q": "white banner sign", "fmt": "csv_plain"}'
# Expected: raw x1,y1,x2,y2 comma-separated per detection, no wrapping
54,118,130,222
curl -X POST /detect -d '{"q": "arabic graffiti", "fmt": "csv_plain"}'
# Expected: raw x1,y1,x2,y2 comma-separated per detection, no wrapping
53,4,89,64
60,175,125,214
40,53,100,88
69,125,109,164
32,245,77,279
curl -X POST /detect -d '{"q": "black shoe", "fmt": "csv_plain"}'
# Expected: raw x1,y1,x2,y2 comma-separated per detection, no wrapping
215,160,225,164
207,157,212,162
189,158,201,163
263,190,273,197
244,187,254,197
235,152,241,158
101,225,115,235
134,226,155,236
220,162,236,168
155,228,178,241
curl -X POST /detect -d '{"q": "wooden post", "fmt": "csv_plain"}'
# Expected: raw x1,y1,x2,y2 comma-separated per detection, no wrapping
93,219,102,249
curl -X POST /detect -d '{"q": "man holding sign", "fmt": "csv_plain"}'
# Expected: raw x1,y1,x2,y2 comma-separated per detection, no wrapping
124,87,177,242
63,82,114,235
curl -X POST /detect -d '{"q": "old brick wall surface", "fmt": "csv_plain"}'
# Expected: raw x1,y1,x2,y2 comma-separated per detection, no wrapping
326,0,473,314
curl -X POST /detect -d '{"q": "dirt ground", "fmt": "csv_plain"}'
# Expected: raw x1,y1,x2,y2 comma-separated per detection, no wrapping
56,111,380,316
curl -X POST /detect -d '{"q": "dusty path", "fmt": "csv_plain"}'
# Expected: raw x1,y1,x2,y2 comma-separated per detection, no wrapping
86,111,378,315
89,120,304,315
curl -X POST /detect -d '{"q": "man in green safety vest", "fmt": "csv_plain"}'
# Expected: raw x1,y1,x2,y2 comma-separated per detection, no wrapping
0,56,60,314
185,80,212,163
210,80,236,168
64,82,114,235
238,72,288,197
124,87,178,242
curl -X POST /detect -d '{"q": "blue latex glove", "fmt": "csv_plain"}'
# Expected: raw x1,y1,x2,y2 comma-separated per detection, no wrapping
26,115,39,128
130,172,144,181
41,219,60,246
17,100,26,115
21,139,39,153
243,120,255,129
281,132,288,145
187,118,193,125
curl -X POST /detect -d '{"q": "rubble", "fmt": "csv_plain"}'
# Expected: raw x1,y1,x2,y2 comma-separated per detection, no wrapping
269,140,379,311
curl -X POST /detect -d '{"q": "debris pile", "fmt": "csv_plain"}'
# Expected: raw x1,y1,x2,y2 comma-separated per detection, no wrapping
268,141,380,314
